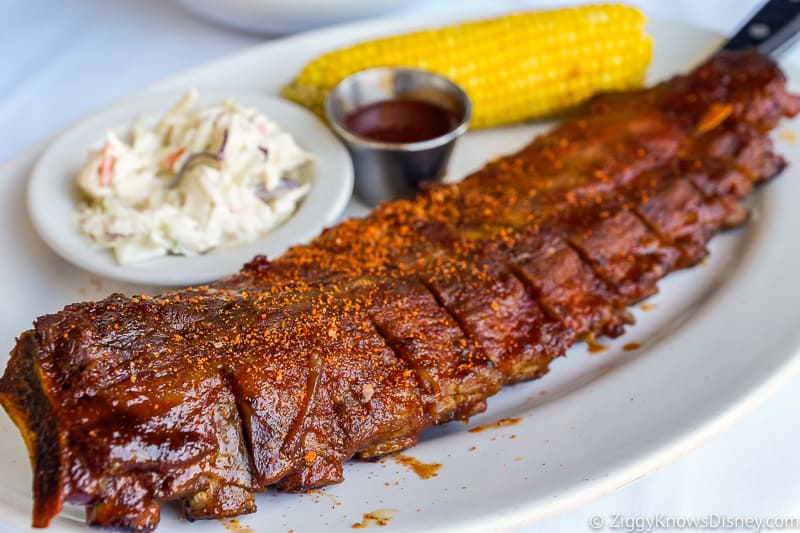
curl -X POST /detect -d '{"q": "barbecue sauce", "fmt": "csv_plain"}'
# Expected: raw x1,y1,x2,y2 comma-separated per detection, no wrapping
352,509,398,528
344,98,458,143
468,417,522,433
391,454,442,479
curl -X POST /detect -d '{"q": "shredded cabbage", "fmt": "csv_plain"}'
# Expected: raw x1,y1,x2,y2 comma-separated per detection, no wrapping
76,89,314,264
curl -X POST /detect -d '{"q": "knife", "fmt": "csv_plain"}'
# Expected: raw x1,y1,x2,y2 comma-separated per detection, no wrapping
723,0,800,55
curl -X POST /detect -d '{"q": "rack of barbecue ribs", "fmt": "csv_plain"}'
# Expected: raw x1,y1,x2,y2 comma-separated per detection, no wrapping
1,50,798,531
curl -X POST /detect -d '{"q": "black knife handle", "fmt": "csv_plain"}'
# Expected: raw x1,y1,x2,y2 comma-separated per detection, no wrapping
724,0,800,56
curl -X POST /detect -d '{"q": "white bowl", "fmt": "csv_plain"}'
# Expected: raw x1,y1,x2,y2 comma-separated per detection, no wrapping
28,89,353,286
175,0,424,34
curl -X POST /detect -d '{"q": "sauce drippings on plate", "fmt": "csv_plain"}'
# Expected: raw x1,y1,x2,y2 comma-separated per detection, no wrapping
351,509,399,529
222,518,254,533
391,454,442,479
468,416,522,433
344,98,458,143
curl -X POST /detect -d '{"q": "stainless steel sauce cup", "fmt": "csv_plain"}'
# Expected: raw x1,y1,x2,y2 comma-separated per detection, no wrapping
325,67,471,206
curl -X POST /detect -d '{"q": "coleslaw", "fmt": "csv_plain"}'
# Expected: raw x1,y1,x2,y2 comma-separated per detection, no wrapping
76,89,314,264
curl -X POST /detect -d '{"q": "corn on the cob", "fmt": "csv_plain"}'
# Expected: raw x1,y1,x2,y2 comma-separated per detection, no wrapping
282,5,652,128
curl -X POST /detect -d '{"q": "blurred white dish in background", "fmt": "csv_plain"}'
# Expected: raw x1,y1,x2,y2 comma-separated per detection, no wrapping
174,0,425,34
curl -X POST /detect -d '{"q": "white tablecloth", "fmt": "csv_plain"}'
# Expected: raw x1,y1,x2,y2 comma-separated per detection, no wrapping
2,1,799,531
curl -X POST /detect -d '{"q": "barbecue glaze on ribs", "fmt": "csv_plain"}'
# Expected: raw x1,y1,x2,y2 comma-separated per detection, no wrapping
1,50,798,530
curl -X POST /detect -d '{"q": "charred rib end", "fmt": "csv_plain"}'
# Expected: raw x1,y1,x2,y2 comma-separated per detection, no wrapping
0,332,65,528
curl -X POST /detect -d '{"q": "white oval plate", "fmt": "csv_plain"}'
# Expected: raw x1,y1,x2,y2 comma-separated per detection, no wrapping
27,90,353,286
2,7,800,533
